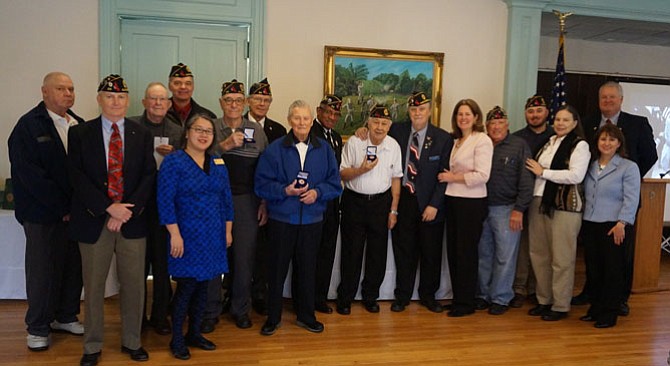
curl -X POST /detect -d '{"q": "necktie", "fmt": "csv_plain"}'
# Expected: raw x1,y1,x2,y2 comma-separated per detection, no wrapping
405,132,420,194
325,130,334,149
606,119,612,125
108,123,124,202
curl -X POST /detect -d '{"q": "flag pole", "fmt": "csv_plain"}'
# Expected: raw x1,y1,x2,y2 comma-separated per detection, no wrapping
548,10,573,124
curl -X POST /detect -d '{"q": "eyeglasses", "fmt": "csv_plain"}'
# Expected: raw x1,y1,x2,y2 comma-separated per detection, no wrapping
189,127,214,136
147,97,169,103
222,97,245,105
249,96,273,104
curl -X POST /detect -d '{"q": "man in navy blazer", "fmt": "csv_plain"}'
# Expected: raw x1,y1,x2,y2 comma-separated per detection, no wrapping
576,81,657,315
388,91,453,313
8,72,85,351
68,75,155,366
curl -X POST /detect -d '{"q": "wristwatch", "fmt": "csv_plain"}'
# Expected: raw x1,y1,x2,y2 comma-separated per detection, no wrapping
390,210,399,216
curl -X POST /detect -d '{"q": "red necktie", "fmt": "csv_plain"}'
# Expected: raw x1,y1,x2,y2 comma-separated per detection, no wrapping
606,119,612,125
108,123,123,202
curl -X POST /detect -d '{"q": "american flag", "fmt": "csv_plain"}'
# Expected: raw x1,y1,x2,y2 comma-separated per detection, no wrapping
548,32,567,124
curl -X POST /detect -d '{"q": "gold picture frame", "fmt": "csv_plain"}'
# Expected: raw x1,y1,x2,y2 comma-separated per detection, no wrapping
324,45,444,136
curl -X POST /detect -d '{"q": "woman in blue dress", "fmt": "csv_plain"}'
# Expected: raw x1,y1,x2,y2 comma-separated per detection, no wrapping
158,114,233,360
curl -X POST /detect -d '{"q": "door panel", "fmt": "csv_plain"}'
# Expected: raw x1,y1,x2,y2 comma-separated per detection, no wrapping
121,18,248,117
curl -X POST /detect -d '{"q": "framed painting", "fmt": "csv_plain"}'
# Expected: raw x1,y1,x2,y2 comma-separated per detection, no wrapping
324,45,444,136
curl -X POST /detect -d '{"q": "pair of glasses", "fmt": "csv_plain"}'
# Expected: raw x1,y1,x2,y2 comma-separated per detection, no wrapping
190,127,214,136
222,98,245,105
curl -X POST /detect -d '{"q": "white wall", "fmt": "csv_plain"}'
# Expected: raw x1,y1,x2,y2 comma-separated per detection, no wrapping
265,0,508,131
1,0,99,187
539,36,670,78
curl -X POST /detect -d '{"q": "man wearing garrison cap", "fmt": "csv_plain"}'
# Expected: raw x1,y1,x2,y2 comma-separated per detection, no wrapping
68,74,155,365
166,63,216,126
310,94,343,314
475,106,533,315
206,79,268,332
335,105,402,315
245,78,287,316
509,94,554,308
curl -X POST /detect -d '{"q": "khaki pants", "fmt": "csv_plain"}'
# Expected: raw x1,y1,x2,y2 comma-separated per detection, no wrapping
79,226,146,354
528,197,581,312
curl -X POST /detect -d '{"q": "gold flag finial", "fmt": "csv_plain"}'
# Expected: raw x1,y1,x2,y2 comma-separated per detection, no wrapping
552,10,573,34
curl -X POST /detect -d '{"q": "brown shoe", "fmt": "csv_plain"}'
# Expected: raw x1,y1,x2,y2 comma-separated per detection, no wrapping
510,293,525,308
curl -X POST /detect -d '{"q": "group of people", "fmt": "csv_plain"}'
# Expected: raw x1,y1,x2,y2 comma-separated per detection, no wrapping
8,61,656,366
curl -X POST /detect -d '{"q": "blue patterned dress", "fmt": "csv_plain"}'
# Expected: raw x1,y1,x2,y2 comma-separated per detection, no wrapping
158,150,233,281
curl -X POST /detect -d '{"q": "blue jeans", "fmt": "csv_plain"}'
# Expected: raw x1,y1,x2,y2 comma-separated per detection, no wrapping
477,204,521,306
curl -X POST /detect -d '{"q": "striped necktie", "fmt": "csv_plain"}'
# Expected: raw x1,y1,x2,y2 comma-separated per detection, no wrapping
405,132,420,194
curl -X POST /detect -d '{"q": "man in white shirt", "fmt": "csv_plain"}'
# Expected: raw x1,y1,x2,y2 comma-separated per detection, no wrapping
335,105,402,315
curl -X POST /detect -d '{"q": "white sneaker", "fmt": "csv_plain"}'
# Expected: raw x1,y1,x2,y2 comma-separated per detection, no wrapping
27,334,49,351
50,321,85,335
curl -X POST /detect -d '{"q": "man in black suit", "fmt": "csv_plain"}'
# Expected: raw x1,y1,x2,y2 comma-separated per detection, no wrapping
245,78,287,315
166,63,216,126
68,75,155,366
311,95,343,314
388,91,453,313
575,81,657,314
8,72,85,352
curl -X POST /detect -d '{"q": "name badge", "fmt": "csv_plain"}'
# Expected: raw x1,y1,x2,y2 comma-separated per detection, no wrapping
213,158,225,165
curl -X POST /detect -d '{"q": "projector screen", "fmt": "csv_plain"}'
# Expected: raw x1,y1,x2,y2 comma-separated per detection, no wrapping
620,81,670,221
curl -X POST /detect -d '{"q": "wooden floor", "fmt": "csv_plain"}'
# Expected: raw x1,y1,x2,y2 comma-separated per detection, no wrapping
1,251,669,365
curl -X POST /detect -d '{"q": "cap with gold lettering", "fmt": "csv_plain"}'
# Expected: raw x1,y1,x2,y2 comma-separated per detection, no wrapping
97,74,128,93
249,78,272,96
408,91,430,106
221,79,245,96
169,63,193,78
320,94,342,111
486,105,508,121
525,95,547,109
369,104,391,119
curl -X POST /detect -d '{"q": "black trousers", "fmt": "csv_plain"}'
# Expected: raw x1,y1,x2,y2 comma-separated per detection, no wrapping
266,219,323,325
391,187,444,303
23,221,82,337
144,204,172,322
171,277,208,347
314,198,340,304
337,189,391,304
445,196,488,312
582,221,630,323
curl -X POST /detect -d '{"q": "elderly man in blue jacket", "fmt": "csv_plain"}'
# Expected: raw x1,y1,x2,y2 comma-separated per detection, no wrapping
254,100,342,336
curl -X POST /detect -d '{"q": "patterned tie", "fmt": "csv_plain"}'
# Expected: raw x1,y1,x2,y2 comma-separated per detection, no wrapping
405,132,420,194
107,123,123,202
324,129,334,149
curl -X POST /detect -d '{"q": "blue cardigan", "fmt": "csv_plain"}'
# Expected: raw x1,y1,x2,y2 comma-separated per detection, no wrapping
254,132,342,225
583,154,640,224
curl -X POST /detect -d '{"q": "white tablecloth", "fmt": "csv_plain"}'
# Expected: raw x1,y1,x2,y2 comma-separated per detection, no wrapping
0,209,119,300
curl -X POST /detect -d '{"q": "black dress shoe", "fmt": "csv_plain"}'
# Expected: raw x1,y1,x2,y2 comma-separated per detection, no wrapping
185,334,216,350
121,346,149,362
252,299,268,315
390,301,406,312
594,319,616,328
571,292,590,306
234,314,252,329
296,320,324,333
363,300,380,313
541,310,568,321
336,303,351,315
169,343,191,360
474,298,490,310
488,303,508,315
200,317,218,334
260,321,280,336
579,314,595,322
80,351,101,366
509,293,525,308
150,318,171,335
618,302,630,316
447,308,475,317
420,299,443,313
315,302,333,314
528,304,552,316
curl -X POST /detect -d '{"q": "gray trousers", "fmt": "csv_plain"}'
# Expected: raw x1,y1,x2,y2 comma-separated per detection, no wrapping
79,225,145,354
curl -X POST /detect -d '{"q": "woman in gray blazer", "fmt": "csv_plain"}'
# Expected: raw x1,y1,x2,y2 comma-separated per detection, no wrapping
581,123,640,328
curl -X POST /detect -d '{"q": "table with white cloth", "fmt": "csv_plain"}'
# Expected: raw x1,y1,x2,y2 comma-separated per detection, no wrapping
0,209,119,300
